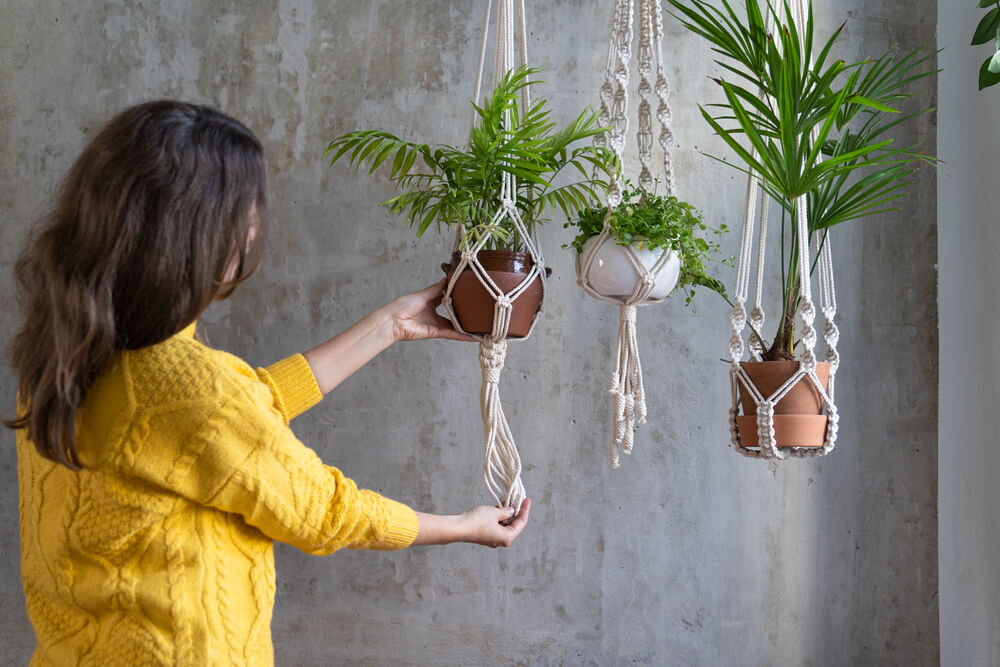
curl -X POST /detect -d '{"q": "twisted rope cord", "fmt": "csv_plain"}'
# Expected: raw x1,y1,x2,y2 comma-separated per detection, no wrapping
595,0,630,162
651,0,675,196
636,0,655,189
472,0,493,121
748,193,769,360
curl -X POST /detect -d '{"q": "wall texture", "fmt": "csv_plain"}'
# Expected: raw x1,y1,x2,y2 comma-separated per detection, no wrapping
937,4,1000,666
0,1,938,664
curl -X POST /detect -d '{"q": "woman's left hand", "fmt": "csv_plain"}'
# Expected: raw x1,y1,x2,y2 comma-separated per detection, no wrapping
388,280,474,343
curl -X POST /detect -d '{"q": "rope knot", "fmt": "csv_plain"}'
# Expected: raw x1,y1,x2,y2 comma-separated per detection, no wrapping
501,198,515,211
494,295,512,310
731,304,747,330
478,340,508,373
460,250,475,263
800,352,817,373
799,300,816,323
621,304,637,324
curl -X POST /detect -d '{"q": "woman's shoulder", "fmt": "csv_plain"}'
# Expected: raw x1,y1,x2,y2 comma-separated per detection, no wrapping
123,333,261,410
76,334,277,471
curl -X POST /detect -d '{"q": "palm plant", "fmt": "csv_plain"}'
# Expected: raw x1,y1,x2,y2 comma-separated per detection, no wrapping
325,66,617,250
667,0,937,360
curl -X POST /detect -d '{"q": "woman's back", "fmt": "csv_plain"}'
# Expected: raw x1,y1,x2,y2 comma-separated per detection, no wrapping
17,323,412,666
20,326,276,665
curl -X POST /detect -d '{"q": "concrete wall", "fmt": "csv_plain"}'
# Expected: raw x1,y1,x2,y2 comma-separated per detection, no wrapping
937,5,1000,666
0,1,938,664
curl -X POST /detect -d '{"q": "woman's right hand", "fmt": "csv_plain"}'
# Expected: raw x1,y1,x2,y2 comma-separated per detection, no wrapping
413,498,532,548
386,279,474,343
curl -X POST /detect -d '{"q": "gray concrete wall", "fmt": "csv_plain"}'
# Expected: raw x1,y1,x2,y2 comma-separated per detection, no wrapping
0,1,938,664
937,4,1000,666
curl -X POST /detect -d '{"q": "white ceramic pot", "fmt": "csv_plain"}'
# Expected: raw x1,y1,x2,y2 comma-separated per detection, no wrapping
577,235,681,300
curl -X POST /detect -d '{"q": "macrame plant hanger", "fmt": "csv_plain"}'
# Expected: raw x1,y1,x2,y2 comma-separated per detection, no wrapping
727,0,840,460
439,0,541,511
578,0,679,467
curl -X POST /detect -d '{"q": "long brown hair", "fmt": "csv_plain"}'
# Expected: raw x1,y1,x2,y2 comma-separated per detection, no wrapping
5,100,270,468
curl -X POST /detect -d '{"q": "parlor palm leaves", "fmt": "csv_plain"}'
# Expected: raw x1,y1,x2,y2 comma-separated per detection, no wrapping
324,66,617,247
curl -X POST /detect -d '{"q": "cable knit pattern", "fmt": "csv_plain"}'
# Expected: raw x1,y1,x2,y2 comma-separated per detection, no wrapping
16,324,420,666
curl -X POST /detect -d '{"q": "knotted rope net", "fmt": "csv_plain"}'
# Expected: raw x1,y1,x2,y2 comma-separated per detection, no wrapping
578,0,680,467
726,0,840,459
439,0,543,511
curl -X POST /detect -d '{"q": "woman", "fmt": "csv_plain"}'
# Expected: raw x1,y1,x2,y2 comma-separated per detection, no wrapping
6,100,530,665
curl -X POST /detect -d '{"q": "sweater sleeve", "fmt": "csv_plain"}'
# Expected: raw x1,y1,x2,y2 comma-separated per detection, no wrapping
131,380,419,554
255,354,324,423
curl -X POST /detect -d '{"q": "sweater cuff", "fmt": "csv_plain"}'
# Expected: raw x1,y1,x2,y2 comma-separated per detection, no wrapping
257,354,323,423
371,498,420,551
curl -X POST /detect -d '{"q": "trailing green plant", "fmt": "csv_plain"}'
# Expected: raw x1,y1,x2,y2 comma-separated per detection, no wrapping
666,0,938,360
565,182,731,306
324,66,618,250
973,0,1000,90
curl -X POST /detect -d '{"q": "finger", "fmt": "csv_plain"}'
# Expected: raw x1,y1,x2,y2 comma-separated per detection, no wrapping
436,329,476,342
496,506,517,523
420,279,446,295
418,279,447,301
505,498,531,535
432,315,475,341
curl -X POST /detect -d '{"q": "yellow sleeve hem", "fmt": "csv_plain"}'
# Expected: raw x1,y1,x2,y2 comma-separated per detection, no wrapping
371,498,420,551
257,354,323,423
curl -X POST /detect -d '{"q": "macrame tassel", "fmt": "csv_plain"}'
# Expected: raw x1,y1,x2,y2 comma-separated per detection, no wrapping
479,338,526,512
609,304,646,467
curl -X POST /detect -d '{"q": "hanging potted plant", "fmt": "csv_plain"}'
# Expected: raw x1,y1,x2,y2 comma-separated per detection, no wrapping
667,0,938,448
566,182,730,306
325,66,617,337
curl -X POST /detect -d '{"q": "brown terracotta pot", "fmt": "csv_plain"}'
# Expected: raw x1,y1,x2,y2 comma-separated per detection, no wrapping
736,361,831,448
441,250,551,338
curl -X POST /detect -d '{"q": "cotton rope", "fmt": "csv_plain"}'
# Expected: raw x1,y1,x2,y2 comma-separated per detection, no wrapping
439,0,541,512
726,0,840,460
578,0,680,467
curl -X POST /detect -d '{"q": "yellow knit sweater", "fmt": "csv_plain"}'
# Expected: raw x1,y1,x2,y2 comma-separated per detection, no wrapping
16,323,419,666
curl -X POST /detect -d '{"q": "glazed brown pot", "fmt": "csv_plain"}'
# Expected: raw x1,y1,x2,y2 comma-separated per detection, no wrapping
441,250,551,338
735,360,830,448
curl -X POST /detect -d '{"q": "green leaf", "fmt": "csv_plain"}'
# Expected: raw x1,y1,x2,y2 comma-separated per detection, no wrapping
979,0,996,8
973,7,1000,45
989,49,1000,73
845,95,900,113
980,55,1000,88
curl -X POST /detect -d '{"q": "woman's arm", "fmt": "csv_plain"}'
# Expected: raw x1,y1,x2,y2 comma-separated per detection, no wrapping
413,499,532,548
302,280,473,395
